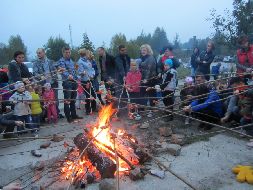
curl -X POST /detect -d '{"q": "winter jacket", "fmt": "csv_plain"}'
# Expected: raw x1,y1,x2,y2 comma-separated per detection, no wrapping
190,52,199,69
139,55,157,81
190,89,223,117
236,45,253,74
211,65,221,75
77,57,95,82
125,70,142,92
8,61,31,83
91,60,99,79
160,68,177,92
43,89,56,106
196,50,215,75
30,92,42,115
56,57,77,80
115,54,130,84
9,91,32,116
33,57,58,84
98,53,116,81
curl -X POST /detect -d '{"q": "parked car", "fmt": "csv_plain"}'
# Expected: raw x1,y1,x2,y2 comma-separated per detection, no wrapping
24,62,33,75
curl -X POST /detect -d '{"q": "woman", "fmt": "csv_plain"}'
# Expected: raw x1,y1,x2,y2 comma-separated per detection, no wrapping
196,41,215,81
77,49,96,115
190,47,200,78
139,44,157,107
8,51,31,84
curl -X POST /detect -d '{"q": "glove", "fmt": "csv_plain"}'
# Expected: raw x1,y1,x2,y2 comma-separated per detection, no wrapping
232,165,253,184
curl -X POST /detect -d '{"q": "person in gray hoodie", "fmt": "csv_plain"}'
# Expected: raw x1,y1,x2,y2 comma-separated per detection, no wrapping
9,81,33,134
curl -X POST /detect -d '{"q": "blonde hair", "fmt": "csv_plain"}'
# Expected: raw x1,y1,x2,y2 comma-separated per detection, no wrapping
140,44,153,55
130,60,137,66
78,48,86,56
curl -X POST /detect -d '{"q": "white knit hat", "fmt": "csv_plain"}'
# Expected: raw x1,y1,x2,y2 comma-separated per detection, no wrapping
15,81,25,89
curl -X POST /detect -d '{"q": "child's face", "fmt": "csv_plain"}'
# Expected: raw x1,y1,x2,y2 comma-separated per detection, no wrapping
164,65,169,71
17,86,25,93
186,82,193,87
130,63,137,71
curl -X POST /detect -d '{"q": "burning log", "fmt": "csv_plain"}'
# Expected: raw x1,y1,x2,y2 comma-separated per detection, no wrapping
74,133,116,179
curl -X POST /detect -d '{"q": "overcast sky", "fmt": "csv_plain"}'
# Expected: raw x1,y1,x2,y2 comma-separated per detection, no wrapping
0,0,233,57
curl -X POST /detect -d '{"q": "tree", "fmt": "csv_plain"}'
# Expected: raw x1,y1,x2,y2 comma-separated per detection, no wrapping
44,36,69,61
80,32,95,52
109,33,127,56
173,33,181,50
150,27,169,55
135,30,152,46
126,40,140,59
208,0,253,48
0,35,27,65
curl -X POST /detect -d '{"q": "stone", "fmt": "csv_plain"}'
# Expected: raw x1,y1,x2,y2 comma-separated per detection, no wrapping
32,161,45,171
129,167,145,181
166,144,182,156
40,142,51,149
99,179,116,190
51,134,64,142
171,134,185,145
159,127,172,137
140,123,149,129
150,169,165,179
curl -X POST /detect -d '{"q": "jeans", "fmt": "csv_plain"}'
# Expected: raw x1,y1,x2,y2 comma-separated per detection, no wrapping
15,115,34,132
62,80,78,119
32,114,41,130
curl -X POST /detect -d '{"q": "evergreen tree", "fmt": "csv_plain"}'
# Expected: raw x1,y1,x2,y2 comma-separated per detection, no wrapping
44,36,69,61
80,32,95,52
110,33,127,56
151,27,169,55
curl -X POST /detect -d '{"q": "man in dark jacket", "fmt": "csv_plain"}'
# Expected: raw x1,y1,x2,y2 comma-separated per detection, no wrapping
196,42,215,81
8,51,31,84
115,45,130,85
190,47,200,77
97,47,116,95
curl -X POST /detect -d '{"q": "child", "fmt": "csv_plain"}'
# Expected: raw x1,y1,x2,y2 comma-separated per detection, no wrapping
125,60,142,120
28,84,42,132
76,80,84,109
180,76,195,125
43,83,58,124
160,59,177,121
9,81,33,134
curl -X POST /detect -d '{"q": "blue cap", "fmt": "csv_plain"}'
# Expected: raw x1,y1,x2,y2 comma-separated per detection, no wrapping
164,59,173,67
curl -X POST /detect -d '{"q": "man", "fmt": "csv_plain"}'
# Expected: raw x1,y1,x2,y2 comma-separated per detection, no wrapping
115,45,130,85
97,47,116,95
183,74,223,130
8,51,31,84
196,41,215,81
56,47,82,123
236,35,253,84
33,48,64,118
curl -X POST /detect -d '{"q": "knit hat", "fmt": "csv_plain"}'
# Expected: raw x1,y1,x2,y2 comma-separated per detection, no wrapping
164,59,173,68
15,81,25,89
44,83,51,90
185,76,193,84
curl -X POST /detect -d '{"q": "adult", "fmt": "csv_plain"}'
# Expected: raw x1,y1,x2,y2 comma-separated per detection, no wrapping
183,74,223,130
87,50,105,105
190,47,200,77
139,44,157,107
77,49,96,115
236,35,253,84
97,47,116,95
115,45,130,85
33,48,64,118
8,51,31,84
56,47,82,123
196,41,215,81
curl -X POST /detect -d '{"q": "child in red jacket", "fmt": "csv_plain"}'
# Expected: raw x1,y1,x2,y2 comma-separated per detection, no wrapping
126,60,142,120
43,83,58,124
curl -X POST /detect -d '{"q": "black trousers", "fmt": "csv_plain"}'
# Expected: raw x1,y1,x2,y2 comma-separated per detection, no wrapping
163,90,174,109
62,80,78,119
82,81,97,114
193,108,221,128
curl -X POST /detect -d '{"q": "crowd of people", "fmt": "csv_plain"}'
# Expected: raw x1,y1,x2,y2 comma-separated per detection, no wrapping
0,35,252,147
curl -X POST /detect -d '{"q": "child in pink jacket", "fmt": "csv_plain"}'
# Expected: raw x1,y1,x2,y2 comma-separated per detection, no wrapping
43,83,58,124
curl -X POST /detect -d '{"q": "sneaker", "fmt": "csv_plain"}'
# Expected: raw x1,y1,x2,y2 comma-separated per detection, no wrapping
185,118,190,125
58,114,65,119
67,118,73,123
